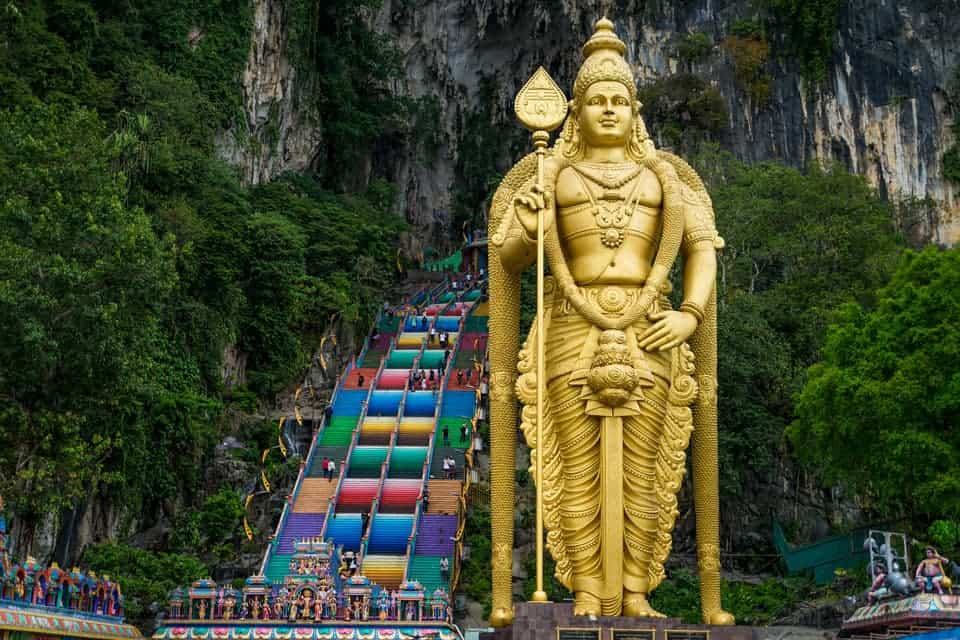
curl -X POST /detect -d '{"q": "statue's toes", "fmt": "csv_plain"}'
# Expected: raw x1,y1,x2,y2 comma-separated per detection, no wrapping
705,609,736,625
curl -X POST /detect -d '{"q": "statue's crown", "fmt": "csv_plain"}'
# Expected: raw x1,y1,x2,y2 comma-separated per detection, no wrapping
574,18,636,100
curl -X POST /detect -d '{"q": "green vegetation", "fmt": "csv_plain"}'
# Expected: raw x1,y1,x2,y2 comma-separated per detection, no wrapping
790,247,960,521
674,32,713,67
650,569,814,625
459,503,492,618
722,34,771,106
0,0,405,558
286,0,405,187
762,0,842,83
83,543,207,628
639,74,728,152
674,146,903,500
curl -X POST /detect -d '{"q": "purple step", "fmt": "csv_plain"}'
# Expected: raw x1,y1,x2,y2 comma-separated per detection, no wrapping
415,515,458,556
278,513,326,554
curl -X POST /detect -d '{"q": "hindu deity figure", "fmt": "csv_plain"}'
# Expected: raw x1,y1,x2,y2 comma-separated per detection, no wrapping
488,18,733,623
916,547,951,594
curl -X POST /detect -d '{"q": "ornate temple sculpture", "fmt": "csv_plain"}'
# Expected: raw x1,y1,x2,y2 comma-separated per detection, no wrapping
488,18,734,625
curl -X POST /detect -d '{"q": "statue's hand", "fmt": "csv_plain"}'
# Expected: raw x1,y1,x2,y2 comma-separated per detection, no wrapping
638,310,698,351
512,183,554,239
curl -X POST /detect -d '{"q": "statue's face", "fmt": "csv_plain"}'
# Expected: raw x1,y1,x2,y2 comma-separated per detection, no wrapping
578,80,634,148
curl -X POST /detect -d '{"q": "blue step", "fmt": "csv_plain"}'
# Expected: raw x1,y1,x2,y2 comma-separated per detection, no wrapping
325,514,363,552
367,514,414,555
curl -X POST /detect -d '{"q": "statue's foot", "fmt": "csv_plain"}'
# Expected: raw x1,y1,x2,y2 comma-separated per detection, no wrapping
489,607,514,627
703,609,735,625
573,592,601,617
623,592,665,618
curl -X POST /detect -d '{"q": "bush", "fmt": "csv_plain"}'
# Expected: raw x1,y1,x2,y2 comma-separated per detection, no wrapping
83,543,207,630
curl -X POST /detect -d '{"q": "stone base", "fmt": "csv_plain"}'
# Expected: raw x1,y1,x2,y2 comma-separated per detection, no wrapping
480,602,773,640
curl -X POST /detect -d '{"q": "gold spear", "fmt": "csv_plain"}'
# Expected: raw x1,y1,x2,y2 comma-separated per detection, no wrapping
513,66,568,602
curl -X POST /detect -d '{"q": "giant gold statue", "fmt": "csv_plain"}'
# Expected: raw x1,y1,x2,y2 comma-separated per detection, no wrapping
487,18,734,625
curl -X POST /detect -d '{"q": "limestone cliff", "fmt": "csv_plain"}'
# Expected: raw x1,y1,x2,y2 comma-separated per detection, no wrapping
230,0,959,243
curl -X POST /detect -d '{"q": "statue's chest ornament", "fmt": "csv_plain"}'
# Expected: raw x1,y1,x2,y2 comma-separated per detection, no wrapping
572,164,645,249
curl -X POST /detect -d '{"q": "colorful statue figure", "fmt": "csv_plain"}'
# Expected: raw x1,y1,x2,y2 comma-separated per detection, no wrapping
488,17,733,623
916,547,951,594
867,564,889,603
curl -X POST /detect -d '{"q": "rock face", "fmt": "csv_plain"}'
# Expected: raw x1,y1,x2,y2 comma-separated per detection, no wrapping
228,0,959,244
216,0,321,185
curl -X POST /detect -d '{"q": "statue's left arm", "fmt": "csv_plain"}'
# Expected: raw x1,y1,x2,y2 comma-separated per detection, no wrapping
679,201,718,322
664,160,735,625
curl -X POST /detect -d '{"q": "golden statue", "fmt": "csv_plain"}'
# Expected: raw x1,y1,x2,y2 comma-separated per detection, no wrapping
487,18,734,625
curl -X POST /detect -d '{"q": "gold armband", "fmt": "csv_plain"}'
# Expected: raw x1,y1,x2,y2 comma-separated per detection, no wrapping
679,301,705,324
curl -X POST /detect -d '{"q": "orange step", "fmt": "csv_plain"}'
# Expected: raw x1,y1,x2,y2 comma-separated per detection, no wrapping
293,478,337,513
425,479,461,515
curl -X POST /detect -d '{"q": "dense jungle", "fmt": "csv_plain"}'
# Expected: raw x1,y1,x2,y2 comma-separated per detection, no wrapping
1,0,959,630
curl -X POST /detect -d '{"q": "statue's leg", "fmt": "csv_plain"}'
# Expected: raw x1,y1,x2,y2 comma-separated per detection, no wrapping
548,376,603,615
622,381,668,618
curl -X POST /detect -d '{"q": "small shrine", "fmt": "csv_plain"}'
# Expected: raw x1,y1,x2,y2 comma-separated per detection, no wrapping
341,575,373,621
241,575,272,621
187,578,217,620
396,580,425,622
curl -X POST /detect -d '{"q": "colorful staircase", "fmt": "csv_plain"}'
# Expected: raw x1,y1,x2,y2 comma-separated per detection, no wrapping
260,275,487,603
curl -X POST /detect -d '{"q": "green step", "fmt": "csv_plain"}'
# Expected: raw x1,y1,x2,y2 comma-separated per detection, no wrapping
319,423,355,446
327,416,360,430
453,352,477,369
407,555,447,594
349,447,388,477
435,418,471,449
378,316,401,332
388,447,427,478
386,350,417,368
265,553,293,583
361,350,384,368
463,316,487,332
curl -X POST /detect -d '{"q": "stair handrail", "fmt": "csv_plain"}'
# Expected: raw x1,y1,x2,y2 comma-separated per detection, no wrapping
372,435,393,516
359,498,376,563
402,494,424,584
369,338,391,392
326,400,368,518
258,346,352,575
356,309,382,366
319,461,348,539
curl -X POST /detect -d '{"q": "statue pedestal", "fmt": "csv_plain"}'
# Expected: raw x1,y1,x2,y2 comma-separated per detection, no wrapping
481,602,758,640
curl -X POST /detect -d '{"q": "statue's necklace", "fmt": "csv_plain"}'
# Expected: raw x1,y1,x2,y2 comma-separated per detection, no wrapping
571,165,644,249
573,162,644,190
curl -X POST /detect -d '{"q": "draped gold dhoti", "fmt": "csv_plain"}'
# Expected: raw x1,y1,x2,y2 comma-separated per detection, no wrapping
518,281,698,615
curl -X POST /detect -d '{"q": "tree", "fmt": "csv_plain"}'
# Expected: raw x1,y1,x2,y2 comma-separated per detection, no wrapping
789,247,960,520
0,104,175,541
689,146,904,500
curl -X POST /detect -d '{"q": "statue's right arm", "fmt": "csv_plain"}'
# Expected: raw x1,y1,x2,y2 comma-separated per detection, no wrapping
497,158,560,273
497,209,537,273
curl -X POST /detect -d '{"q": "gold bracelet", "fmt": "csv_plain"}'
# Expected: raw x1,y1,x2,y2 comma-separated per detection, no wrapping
679,301,705,324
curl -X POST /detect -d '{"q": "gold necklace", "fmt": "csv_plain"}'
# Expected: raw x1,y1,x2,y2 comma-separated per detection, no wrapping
571,171,644,249
573,162,644,190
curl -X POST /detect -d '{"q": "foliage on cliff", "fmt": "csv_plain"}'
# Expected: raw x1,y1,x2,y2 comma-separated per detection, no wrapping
668,146,904,518
790,247,960,520
0,0,404,557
